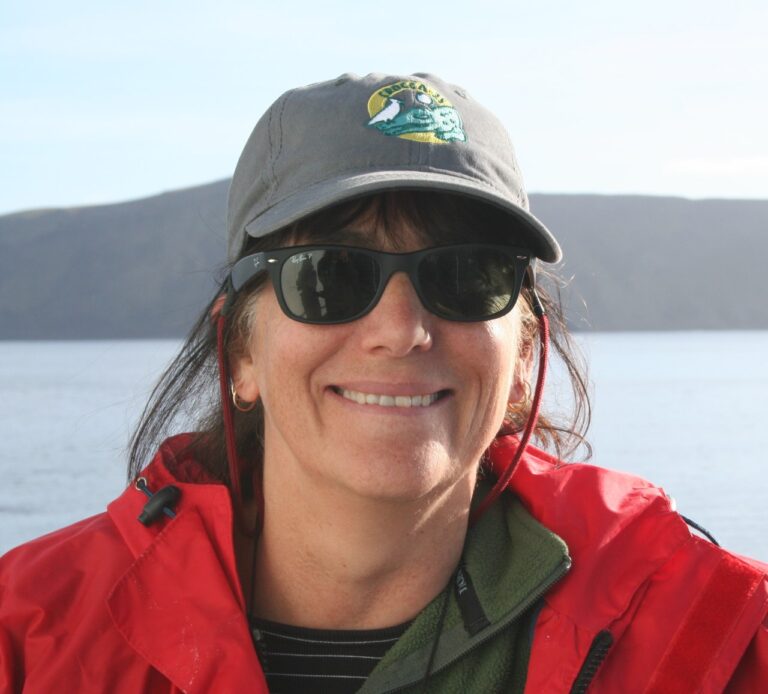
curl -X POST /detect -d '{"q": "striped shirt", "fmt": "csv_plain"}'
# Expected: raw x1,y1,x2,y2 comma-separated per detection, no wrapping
249,616,411,693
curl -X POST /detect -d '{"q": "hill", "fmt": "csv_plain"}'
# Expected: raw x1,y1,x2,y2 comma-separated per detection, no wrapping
1,181,766,338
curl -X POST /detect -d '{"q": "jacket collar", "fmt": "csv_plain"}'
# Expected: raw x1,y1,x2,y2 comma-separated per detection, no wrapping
105,436,573,694
487,435,692,634
106,435,267,692
104,434,765,693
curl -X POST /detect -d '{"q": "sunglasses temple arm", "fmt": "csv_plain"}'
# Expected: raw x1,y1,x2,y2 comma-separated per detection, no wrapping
524,262,545,316
211,275,239,321
469,276,549,526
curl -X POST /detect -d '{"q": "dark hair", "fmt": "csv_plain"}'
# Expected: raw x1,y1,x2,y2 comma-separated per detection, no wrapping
128,191,591,493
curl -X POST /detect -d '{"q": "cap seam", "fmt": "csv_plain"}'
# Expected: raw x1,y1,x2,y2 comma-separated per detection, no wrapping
266,90,294,204
266,98,276,191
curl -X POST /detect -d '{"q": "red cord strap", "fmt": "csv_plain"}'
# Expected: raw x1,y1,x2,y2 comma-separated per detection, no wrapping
216,313,243,504
469,312,550,526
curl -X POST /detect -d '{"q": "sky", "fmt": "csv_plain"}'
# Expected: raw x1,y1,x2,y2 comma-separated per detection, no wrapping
2,0,767,215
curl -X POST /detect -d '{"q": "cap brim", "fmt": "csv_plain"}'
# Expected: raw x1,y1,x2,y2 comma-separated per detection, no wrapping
243,170,562,263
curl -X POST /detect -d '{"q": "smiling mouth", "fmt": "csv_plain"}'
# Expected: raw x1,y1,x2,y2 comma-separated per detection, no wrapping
330,387,450,408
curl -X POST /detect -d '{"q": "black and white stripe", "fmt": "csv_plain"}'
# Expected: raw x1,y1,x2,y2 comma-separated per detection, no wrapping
250,616,410,693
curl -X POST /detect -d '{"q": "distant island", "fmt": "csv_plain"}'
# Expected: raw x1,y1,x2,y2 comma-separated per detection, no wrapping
1,180,766,339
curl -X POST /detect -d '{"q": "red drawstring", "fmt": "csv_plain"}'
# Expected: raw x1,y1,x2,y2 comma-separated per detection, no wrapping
216,311,263,538
216,313,243,504
469,312,550,526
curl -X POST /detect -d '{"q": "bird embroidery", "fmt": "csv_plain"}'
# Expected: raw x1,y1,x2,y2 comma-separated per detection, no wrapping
366,84,467,143
367,97,403,126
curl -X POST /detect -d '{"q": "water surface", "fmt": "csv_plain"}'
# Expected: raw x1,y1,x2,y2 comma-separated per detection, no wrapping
1,333,765,558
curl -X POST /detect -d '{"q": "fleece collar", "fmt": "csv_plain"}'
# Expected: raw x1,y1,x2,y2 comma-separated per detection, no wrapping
359,485,571,694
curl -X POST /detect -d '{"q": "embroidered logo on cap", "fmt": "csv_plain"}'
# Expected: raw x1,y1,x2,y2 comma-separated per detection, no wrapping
366,80,466,143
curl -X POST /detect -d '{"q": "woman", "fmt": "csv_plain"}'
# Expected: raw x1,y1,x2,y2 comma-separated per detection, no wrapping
1,73,765,693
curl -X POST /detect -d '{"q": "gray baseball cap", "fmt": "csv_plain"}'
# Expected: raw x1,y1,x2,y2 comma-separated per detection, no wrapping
227,72,561,263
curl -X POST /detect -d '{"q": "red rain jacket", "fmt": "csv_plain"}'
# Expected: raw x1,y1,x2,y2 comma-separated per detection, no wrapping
1,434,766,693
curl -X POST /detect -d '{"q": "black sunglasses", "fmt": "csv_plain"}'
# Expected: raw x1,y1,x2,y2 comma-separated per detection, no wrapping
230,244,532,324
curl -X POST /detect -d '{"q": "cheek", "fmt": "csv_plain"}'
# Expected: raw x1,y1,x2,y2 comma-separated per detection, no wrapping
447,313,522,419
247,296,348,406
478,311,522,384
482,316,524,422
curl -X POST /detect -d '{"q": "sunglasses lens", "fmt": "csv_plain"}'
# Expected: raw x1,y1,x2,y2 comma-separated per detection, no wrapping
418,247,518,320
280,249,380,322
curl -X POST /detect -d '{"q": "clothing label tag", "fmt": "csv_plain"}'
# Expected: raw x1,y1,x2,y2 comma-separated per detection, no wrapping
454,564,491,636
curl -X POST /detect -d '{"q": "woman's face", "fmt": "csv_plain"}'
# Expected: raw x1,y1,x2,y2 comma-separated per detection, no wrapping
233,215,527,504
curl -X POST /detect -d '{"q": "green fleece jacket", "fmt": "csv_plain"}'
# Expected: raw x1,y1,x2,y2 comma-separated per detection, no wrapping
359,494,571,694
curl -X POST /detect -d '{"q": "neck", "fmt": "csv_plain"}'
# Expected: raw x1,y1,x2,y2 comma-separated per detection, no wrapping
242,461,476,630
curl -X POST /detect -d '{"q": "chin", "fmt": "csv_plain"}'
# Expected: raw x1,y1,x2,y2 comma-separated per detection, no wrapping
331,446,471,504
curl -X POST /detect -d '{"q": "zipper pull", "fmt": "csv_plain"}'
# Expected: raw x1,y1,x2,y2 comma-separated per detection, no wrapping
570,629,614,693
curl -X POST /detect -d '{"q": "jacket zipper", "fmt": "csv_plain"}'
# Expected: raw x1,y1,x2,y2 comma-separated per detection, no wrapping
374,556,571,694
251,626,270,676
568,630,614,694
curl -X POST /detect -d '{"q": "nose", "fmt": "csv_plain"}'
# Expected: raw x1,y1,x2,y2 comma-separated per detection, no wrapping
357,272,433,356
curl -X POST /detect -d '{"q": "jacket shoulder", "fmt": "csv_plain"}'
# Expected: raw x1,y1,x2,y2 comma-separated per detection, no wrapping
0,511,132,607
491,440,768,692
491,439,681,548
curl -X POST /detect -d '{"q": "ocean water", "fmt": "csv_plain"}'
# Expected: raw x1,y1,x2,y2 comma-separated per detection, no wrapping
1,333,766,559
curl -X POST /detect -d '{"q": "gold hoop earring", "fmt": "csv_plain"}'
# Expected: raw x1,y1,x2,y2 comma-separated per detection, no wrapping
510,381,531,408
231,382,256,412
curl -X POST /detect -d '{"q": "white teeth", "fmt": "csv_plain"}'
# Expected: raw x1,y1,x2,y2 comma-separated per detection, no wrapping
340,389,440,408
